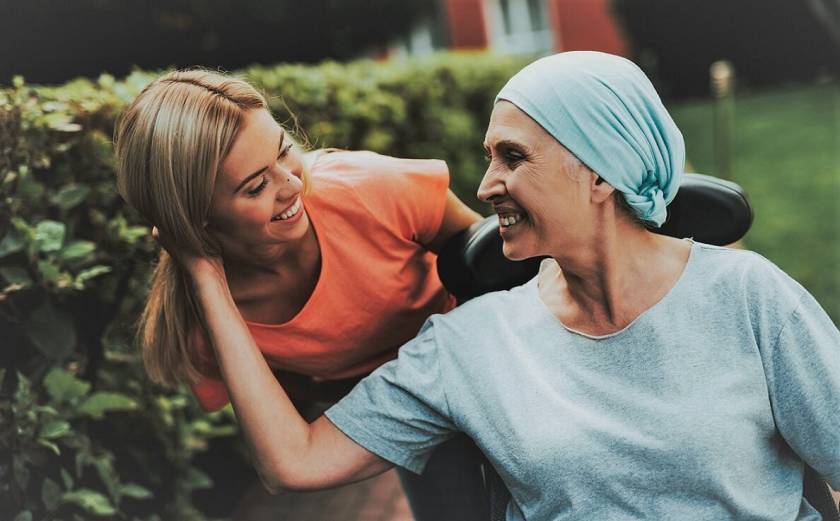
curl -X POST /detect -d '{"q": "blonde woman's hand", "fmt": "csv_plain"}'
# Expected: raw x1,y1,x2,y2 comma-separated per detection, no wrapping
151,226,224,280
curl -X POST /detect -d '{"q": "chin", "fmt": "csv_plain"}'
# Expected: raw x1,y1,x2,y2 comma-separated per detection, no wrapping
502,241,529,261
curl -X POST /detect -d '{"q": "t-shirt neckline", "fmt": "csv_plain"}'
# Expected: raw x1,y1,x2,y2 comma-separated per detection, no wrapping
533,239,698,340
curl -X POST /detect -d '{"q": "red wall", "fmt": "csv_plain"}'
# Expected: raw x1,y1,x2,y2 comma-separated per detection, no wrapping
547,0,628,56
444,0,489,49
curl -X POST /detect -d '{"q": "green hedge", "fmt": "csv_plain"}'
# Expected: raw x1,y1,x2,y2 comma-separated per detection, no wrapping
0,53,528,519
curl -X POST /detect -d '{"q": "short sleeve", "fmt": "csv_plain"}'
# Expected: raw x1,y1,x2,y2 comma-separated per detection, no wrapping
324,319,457,474
760,289,840,488
387,157,450,245
318,151,450,246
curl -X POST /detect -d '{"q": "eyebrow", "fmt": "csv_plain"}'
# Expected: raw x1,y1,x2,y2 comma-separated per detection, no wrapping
484,139,527,151
233,130,285,194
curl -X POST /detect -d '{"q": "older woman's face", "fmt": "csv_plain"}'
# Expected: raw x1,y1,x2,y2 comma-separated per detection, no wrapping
478,101,596,260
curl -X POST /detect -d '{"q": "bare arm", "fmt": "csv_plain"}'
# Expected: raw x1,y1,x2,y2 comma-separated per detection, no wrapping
157,231,392,493
425,189,482,253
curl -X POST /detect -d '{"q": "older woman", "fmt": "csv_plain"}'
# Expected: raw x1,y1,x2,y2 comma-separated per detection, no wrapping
160,52,839,520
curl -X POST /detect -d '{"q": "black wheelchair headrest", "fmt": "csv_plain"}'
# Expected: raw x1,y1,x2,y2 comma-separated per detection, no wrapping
438,173,753,302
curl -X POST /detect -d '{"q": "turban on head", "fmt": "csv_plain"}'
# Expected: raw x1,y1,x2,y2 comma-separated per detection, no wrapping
495,51,685,227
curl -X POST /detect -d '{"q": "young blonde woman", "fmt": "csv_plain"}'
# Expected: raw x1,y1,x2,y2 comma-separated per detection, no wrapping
113,69,487,519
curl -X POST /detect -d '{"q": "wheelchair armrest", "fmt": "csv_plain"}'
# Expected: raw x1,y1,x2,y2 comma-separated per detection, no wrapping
437,173,753,302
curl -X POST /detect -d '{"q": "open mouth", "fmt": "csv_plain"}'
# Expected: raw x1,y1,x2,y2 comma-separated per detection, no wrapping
498,212,526,228
271,197,302,222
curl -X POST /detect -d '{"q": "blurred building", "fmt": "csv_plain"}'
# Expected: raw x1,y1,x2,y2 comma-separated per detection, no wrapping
386,0,628,58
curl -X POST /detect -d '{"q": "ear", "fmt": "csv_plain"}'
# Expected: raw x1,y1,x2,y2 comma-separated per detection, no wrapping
589,172,616,204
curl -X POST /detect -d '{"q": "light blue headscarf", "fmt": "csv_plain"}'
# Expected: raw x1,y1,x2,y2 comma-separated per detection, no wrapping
495,51,685,227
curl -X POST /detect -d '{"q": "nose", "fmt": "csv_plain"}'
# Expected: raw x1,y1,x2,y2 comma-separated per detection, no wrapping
273,165,303,200
477,167,505,203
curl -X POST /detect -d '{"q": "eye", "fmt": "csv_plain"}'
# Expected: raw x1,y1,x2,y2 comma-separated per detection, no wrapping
503,148,525,163
278,142,293,159
247,176,268,197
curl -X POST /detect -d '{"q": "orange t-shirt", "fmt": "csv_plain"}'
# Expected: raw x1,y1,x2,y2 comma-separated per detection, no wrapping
191,151,456,411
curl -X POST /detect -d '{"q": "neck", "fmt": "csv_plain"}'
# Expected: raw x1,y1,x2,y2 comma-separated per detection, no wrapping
223,223,320,281
543,218,691,332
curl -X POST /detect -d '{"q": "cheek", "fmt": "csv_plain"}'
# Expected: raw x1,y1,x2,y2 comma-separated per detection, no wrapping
212,200,271,232
237,201,272,224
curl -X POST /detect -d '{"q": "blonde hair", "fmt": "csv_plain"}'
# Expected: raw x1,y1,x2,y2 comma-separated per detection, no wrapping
114,69,307,386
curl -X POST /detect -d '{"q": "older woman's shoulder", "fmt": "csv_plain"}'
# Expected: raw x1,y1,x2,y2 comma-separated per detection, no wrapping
690,242,797,283
689,242,808,317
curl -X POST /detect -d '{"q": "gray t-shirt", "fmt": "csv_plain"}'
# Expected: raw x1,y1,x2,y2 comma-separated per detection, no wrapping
325,242,840,521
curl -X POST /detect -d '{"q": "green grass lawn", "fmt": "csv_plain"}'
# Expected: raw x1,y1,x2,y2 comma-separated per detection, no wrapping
669,83,839,323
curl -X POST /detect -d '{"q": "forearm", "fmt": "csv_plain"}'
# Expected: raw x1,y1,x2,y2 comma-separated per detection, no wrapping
191,268,311,489
189,266,391,492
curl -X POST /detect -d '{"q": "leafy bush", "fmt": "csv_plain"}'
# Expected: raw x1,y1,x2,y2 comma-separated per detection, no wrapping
0,73,240,520
0,53,527,519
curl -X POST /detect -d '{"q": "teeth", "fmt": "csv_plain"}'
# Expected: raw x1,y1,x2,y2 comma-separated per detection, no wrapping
274,198,301,221
499,213,524,227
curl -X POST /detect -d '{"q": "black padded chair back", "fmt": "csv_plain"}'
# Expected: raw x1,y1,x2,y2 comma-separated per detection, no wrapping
437,173,838,520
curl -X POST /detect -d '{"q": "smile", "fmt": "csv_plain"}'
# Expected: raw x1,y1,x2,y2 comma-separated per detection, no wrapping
271,197,302,221
499,213,525,227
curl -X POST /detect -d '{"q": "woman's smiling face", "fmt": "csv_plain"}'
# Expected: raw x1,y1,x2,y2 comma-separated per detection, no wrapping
207,109,311,256
478,101,596,260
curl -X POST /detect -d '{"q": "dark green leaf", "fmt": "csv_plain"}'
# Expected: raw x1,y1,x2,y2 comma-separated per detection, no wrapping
59,241,96,261
33,405,59,416
118,482,153,500
185,467,212,490
34,221,65,252
37,259,62,283
61,468,74,490
78,392,138,419
0,227,24,258
39,419,72,439
186,467,213,490
42,477,62,511
14,371,31,404
0,266,32,286
75,265,111,285
120,225,149,244
51,184,91,210
25,300,76,359
92,456,118,500
37,439,61,455
62,489,117,516
44,368,90,403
